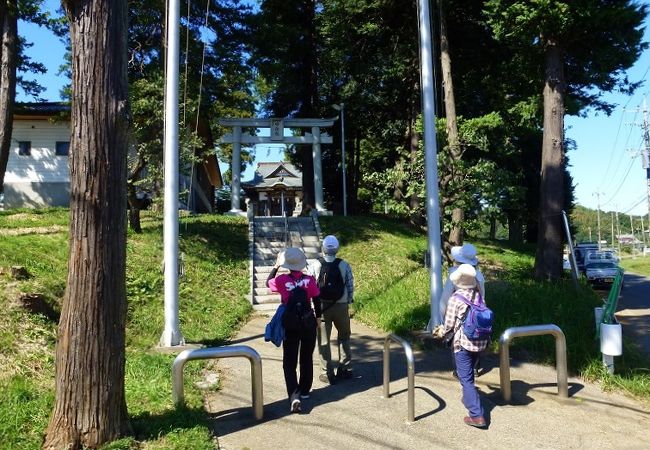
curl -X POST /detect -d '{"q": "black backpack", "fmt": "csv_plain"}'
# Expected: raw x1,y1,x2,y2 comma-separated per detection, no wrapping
317,257,345,301
282,274,316,332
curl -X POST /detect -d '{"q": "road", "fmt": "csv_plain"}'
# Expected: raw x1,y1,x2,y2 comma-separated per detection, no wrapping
615,272,650,358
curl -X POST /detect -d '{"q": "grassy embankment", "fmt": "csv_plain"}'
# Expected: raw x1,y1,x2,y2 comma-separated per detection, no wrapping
620,256,650,277
1,210,648,449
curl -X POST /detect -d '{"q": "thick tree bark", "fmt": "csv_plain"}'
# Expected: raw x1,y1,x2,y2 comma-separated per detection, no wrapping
534,39,565,281
440,2,463,245
0,0,17,194
43,1,131,448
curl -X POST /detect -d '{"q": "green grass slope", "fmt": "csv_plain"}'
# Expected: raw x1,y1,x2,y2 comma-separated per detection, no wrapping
1,210,648,448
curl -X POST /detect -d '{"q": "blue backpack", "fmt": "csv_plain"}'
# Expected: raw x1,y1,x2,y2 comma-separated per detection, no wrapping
455,292,494,340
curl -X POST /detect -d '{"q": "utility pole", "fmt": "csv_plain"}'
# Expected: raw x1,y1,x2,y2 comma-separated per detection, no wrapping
630,214,636,255
641,216,647,248
611,212,615,251
593,192,603,249
616,209,621,254
639,98,650,247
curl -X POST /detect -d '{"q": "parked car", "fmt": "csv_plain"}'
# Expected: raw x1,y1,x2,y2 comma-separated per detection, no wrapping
574,243,598,274
585,261,622,287
584,250,619,266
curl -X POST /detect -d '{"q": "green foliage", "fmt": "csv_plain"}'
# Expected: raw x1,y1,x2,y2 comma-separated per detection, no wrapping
620,258,650,278
0,210,250,448
320,215,650,393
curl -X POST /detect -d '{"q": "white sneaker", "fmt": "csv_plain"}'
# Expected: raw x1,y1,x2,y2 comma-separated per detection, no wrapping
290,393,301,413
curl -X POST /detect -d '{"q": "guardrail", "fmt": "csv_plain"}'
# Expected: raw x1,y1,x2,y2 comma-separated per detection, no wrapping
172,346,263,420
499,325,568,403
382,334,415,422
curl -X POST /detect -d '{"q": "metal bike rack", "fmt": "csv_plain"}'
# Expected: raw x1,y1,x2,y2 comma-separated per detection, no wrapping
382,334,415,422
172,346,264,420
499,325,568,403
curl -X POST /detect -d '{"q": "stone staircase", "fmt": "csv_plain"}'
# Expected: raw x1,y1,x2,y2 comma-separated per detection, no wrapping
249,215,322,310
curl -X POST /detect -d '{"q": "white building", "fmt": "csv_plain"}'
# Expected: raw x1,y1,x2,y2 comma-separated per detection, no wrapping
3,102,71,208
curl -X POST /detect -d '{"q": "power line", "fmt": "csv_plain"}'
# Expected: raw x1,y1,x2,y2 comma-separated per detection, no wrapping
601,152,638,207
622,195,647,214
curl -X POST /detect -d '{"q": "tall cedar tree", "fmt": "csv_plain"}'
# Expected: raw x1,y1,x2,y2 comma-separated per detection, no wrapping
0,0,17,197
486,0,647,281
43,0,130,448
252,0,319,208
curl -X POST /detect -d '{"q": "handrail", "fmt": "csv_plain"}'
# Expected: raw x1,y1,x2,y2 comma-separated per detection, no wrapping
499,325,568,403
600,268,624,329
283,212,289,246
382,334,415,422
172,346,263,420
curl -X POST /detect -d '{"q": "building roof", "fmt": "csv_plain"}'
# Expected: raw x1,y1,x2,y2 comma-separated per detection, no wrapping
243,161,302,190
14,102,70,119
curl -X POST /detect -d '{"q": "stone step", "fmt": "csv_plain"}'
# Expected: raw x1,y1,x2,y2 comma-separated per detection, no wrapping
254,294,282,304
254,286,273,296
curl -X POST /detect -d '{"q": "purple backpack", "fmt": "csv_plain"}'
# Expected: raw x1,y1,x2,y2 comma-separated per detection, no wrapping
454,292,494,340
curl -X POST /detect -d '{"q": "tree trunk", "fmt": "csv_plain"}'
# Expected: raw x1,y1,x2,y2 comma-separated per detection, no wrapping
43,1,131,448
408,115,423,226
0,0,17,194
439,2,463,245
534,39,565,281
489,216,497,239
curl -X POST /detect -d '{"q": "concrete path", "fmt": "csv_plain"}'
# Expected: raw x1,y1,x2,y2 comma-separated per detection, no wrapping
206,314,650,450
616,272,650,359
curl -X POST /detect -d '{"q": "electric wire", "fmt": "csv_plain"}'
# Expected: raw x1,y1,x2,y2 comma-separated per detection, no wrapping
601,148,639,207
622,195,647,214
600,105,639,192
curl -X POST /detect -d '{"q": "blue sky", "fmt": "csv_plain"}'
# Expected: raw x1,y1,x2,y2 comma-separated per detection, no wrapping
18,1,650,216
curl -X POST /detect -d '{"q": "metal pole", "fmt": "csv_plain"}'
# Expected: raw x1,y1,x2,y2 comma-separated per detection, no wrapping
160,0,184,347
417,0,443,331
561,211,579,288
499,325,568,403
312,126,325,212
341,103,347,216
172,346,263,420
230,126,242,213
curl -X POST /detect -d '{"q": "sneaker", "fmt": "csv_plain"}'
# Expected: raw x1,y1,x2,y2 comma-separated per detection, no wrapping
319,372,336,384
290,393,301,413
463,416,487,428
300,392,310,399
336,368,353,380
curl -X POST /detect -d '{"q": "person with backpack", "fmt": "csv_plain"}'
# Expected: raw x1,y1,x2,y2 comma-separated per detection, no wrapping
438,243,486,324
309,235,355,384
438,242,486,378
266,247,321,413
434,263,493,428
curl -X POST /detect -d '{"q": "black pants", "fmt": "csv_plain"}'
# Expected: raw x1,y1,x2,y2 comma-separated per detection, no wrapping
283,325,317,397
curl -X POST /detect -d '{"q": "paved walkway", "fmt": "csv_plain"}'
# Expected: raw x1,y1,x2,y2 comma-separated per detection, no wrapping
206,314,650,450
616,272,650,359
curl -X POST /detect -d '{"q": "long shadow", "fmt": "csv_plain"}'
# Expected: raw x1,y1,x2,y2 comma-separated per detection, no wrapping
209,332,457,438
131,406,210,442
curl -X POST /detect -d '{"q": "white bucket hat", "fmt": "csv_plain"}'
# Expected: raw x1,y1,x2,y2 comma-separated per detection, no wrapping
450,263,478,289
451,243,479,266
282,247,307,271
322,235,339,255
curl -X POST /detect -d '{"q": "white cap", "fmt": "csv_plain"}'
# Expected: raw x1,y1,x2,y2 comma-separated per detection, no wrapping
322,235,339,255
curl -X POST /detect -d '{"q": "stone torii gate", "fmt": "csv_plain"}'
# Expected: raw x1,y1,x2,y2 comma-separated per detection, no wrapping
219,118,334,214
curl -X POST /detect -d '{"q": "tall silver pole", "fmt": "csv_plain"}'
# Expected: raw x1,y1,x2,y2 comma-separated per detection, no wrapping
561,211,579,289
417,0,443,330
160,0,184,347
341,103,348,216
